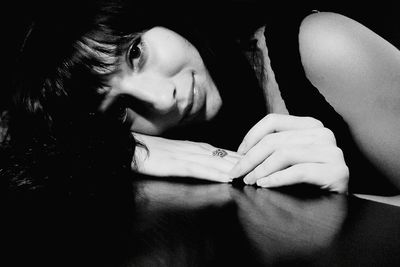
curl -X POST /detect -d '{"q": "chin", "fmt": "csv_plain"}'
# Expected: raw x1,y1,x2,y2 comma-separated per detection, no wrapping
205,103,222,121
130,124,166,136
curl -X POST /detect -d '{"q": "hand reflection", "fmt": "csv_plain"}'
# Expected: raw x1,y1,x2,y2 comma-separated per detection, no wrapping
229,186,348,264
131,180,348,266
136,179,233,209
128,180,236,267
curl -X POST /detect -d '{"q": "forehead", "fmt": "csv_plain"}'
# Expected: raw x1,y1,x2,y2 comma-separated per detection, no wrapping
140,27,176,43
141,27,197,56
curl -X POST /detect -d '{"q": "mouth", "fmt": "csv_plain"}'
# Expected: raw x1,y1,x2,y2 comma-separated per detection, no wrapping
181,71,195,122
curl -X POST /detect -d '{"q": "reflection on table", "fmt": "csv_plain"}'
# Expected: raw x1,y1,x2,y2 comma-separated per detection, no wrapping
124,178,400,266
6,178,400,267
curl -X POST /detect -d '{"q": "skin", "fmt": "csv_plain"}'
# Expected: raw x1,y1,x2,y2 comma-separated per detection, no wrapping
299,12,400,192
102,24,350,192
106,27,222,135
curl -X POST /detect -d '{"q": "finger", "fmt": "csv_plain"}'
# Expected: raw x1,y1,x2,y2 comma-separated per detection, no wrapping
256,163,349,193
139,158,233,183
230,135,275,178
230,128,335,178
243,145,344,185
238,114,323,154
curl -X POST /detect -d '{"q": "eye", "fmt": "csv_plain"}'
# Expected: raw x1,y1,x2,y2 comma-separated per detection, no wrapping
127,37,146,70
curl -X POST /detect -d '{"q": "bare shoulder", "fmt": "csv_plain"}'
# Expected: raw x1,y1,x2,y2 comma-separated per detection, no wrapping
298,11,400,190
298,11,400,125
298,11,400,122
299,11,400,85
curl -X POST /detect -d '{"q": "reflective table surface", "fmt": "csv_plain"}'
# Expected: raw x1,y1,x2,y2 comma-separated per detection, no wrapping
125,179,400,267
6,178,400,267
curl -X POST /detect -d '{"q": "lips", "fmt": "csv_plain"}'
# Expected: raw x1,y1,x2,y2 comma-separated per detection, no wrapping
181,71,195,122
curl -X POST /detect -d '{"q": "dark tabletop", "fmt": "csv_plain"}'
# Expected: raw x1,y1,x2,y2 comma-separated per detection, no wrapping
5,178,400,267
118,178,400,267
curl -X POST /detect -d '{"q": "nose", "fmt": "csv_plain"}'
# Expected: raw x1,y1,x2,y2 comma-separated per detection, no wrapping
126,75,177,114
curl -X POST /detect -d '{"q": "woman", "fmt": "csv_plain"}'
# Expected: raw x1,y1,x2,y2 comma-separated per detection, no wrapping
108,21,349,190
3,1,399,197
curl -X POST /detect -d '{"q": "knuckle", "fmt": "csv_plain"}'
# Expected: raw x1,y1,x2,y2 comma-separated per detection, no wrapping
258,134,272,147
332,165,350,192
299,164,312,182
318,127,336,143
337,164,350,180
274,147,292,161
304,116,324,127
330,146,345,160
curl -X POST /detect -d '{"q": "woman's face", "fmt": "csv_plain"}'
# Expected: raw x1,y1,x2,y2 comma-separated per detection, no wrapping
104,27,222,135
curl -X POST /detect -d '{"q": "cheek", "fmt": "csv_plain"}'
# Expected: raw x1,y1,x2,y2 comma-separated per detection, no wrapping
159,48,191,73
155,39,199,73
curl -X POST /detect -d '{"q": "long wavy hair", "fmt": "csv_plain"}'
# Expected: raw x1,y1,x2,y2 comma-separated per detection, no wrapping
2,0,150,197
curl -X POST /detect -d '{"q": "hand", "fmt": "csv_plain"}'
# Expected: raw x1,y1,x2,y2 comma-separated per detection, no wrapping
133,133,242,182
229,114,349,193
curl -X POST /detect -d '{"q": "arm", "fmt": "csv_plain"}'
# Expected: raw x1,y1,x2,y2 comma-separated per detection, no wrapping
132,133,241,182
299,12,400,190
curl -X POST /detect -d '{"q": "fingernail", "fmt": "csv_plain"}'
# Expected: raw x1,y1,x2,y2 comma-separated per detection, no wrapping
243,173,253,185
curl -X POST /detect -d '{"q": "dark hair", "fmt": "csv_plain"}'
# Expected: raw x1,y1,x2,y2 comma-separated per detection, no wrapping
3,1,267,193
2,0,148,196
3,2,152,264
